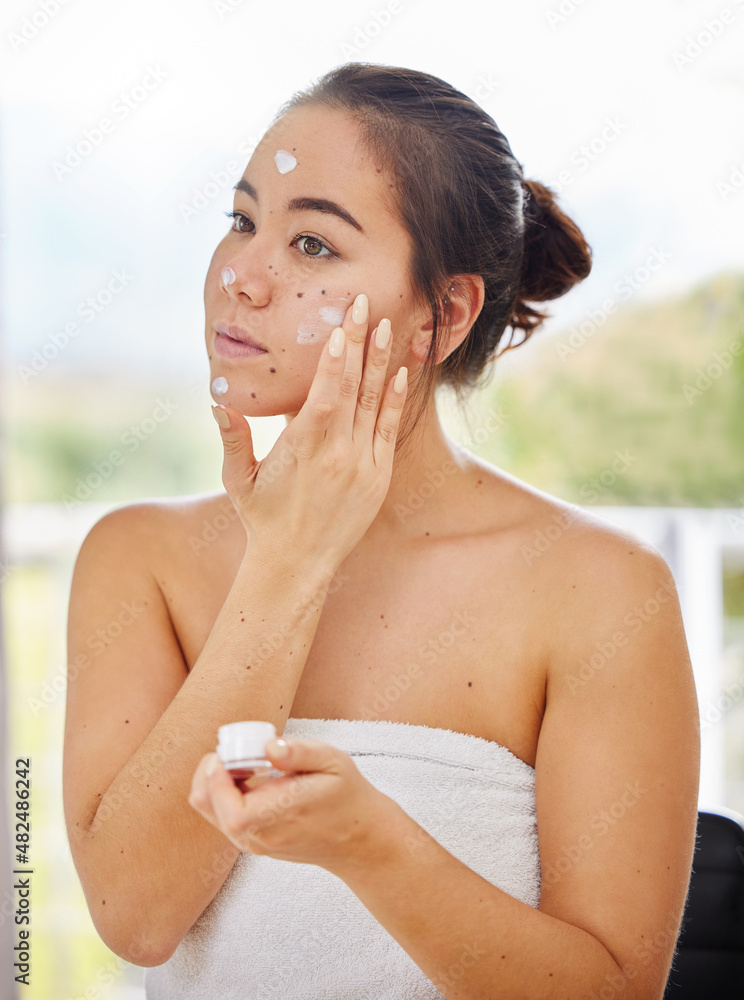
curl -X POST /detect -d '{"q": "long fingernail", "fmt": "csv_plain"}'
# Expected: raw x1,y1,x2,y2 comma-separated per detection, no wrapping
212,405,230,429
352,292,368,325
328,326,346,357
394,366,408,393
206,753,221,777
375,318,391,349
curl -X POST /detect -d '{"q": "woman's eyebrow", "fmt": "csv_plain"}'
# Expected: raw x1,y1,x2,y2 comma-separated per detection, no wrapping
233,178,365,234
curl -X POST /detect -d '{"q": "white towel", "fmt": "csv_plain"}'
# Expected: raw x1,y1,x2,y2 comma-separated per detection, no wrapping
145,717,541,999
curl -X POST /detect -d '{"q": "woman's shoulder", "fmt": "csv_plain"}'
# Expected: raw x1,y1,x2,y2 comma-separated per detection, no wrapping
466,454,675,601
76,491,238,568
470,457,683,687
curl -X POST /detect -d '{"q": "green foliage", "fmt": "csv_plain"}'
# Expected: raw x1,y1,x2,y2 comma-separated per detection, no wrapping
456,270,744,507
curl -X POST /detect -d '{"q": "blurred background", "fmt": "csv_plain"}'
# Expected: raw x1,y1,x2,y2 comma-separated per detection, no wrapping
1,0,743,996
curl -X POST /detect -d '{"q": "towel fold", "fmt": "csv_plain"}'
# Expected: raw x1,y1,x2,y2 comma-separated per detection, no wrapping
145,717,541,999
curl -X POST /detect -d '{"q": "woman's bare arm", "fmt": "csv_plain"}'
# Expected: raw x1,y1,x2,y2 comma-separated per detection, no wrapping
64,301,405,966
63,501,339,966
321,528,700,999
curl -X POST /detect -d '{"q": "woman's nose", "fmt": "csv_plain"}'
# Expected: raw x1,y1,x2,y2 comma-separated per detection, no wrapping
219,248,273,305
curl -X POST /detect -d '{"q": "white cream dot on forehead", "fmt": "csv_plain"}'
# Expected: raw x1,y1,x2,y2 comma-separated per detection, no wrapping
274,150,297,174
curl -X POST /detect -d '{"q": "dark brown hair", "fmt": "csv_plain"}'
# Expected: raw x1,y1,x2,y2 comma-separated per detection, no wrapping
270,62,592,440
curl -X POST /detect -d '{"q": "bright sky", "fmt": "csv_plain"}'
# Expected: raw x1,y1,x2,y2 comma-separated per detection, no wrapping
1,0,743,380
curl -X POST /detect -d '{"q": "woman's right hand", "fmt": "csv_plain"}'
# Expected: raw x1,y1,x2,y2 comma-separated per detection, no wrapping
211,293,408,571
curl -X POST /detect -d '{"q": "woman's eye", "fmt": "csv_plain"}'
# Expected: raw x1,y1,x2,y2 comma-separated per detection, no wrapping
224,211,254,234
293,234,333,259
223,212,336,261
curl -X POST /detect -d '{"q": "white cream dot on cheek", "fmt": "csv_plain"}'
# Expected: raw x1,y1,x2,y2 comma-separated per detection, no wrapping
296,297,351,344
274,150,297,174
319,305,346,326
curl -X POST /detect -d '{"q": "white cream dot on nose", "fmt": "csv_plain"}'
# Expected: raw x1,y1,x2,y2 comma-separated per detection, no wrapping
221,266,235,287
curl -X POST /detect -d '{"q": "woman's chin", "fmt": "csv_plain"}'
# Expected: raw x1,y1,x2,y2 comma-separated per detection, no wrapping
209,390,297,420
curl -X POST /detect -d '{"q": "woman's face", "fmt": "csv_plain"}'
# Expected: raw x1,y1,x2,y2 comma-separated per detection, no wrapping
204,103,418,417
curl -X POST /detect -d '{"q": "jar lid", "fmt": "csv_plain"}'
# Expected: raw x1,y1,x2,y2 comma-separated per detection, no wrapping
217,721,277,763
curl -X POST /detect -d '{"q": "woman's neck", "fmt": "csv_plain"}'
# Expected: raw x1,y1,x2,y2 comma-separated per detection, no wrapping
285,397,473,547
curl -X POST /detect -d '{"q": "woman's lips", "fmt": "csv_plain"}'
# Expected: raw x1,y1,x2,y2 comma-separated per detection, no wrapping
214,332,268,359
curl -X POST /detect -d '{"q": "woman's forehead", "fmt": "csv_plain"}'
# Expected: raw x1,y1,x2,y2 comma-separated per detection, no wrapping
241,108,402,238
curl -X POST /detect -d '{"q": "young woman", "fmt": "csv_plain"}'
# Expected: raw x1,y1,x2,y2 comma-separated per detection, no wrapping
63,63,700,999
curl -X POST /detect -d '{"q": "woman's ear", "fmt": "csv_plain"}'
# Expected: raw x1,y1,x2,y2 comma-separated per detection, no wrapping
410,274,485,365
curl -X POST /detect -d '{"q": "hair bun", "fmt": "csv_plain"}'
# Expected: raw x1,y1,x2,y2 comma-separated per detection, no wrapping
510,178,592,337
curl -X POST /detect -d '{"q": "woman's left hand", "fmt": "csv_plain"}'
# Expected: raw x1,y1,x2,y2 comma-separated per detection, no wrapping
188,737,401,876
